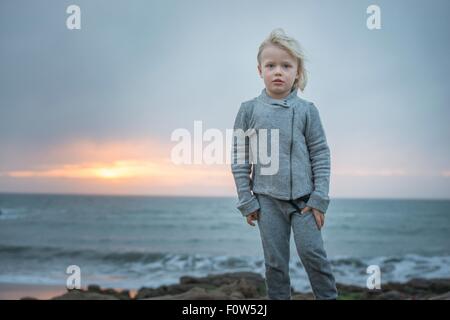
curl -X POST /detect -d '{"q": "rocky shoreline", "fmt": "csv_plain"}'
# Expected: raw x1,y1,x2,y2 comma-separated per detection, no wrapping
21,272,450,300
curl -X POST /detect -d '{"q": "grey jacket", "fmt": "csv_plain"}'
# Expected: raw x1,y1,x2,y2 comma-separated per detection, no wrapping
231,88,331,216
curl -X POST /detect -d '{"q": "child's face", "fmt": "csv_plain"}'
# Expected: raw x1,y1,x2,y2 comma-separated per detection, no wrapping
258,44,300,99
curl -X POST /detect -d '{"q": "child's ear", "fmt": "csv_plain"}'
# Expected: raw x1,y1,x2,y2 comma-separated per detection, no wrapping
257,65,263,78
296,68,300,79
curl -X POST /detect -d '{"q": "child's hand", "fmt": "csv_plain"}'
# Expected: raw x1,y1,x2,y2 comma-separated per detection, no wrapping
301,206,325,230
246,210,259,226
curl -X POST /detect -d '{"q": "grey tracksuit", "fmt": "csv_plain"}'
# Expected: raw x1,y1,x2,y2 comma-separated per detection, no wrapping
231,88,331,216
255,193,337,299
230,88,337,299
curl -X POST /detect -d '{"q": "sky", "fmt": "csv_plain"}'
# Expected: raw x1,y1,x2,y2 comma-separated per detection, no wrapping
0,0,449,199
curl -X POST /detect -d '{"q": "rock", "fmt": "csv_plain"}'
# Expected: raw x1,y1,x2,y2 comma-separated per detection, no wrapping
50,286,131,300
144,287,229,300
374,290,407,300
86,285,131,300
180,272,265,289
333,278,450,300
336,283,367,294
407,278,450,294
229,291,245,300
87,284,102,293
136,283,215,299
51,289,119,300
292,293,315,300
137,272,266,300
39,273,450,300
215,279,261,299
429,291,450,300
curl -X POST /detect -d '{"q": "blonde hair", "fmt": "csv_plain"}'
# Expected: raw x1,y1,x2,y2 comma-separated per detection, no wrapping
257,28,308,92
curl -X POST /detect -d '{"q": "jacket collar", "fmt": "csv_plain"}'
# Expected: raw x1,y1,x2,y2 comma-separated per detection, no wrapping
258,87,298,108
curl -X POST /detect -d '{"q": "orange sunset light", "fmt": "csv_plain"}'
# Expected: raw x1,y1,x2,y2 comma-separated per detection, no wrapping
91,161,158,179
7,160,164,180
0,140,240,194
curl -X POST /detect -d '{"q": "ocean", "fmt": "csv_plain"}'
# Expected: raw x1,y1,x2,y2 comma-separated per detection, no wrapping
0,193,449,292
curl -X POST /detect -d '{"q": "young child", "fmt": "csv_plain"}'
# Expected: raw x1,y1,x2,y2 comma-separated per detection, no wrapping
231,28,338,300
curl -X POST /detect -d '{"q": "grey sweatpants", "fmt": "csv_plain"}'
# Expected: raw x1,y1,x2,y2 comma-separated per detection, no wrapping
255,193,338,300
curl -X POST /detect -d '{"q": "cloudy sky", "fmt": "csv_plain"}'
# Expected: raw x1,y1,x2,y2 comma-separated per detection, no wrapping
0,0,449,198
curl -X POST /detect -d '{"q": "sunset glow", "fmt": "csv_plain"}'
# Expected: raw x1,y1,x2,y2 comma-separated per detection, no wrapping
0,138,448,197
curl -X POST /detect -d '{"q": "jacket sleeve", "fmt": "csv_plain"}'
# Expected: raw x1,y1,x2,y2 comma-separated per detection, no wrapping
230,102,260,217
305,102,331,214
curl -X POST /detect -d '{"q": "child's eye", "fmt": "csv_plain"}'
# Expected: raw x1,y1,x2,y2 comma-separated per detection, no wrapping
284,64,291,68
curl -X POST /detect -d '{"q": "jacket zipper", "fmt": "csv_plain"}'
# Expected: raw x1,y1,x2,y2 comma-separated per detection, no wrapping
289,106,294,200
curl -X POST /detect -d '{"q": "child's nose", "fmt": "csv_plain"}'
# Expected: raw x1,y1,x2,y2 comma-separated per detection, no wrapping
274,66,283,74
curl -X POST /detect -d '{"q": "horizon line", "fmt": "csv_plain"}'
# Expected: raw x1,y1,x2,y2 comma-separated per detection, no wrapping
0,191,449,201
